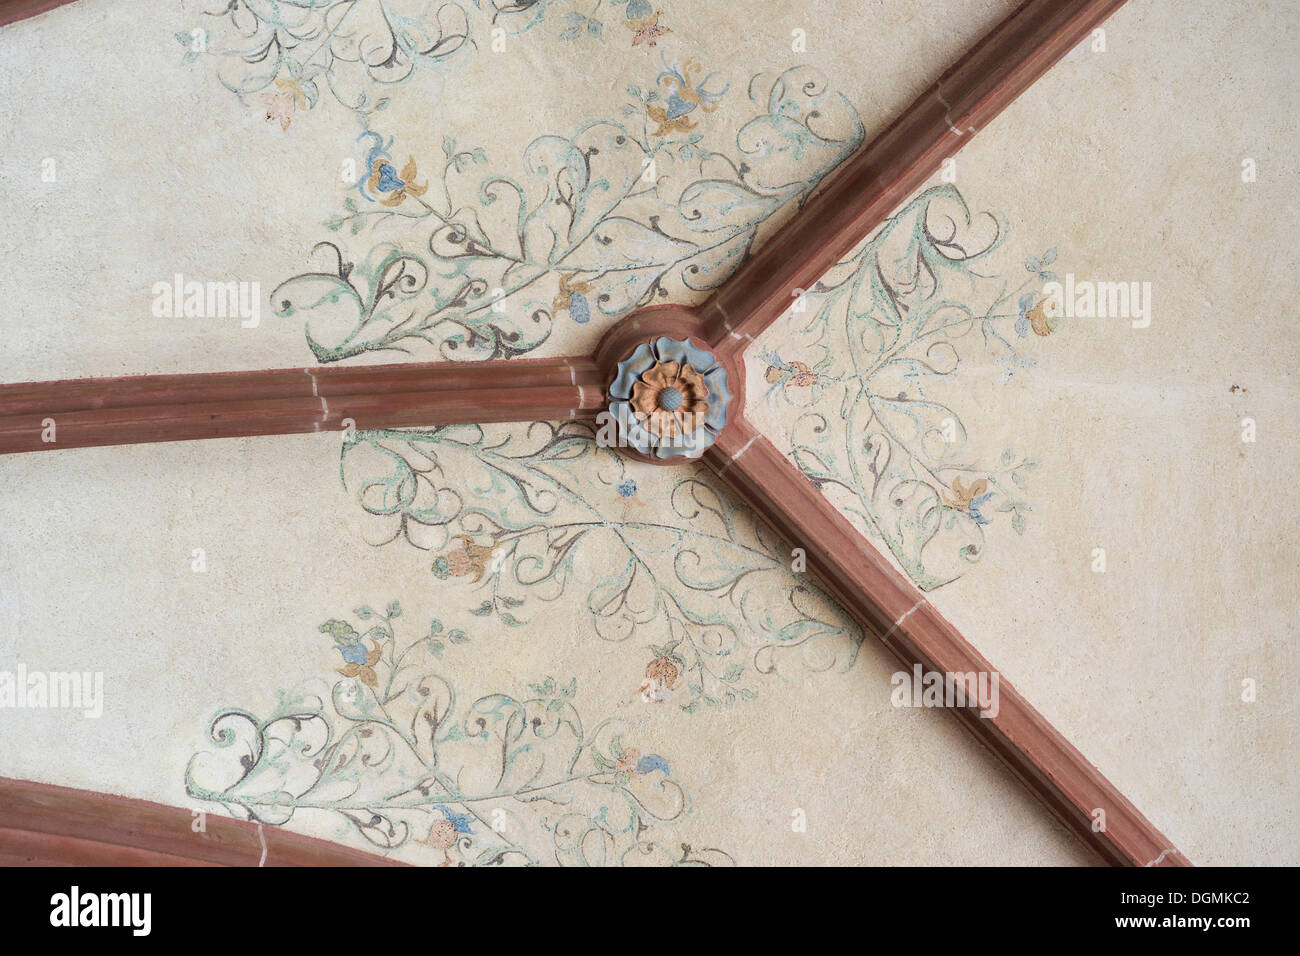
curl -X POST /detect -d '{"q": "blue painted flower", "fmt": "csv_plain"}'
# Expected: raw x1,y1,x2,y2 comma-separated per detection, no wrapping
332,636,382,686
635,754,670,776
338,640,369,665
434,804,475,835
553,273,594,323
320,618,383,686
354,131,427,207
943,476,995,527
968,492,995,526
616,747,670,777
1015,292,1034,338
646,58,729,136
617,479,638,498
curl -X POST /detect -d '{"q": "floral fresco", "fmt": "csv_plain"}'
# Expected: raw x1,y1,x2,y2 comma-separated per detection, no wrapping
3,0,1293,873
342,421,861,711
182,421,862,865
753,184,1063,591
269,65,862,362
170,4,874,864
177,0,682,128
186,601,734,865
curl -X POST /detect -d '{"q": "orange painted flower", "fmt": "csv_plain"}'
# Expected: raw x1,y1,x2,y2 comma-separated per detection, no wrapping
626,11,671,47
421,819,458,850
788,361,818,386
446,549,474,577
260,77,309,130
415,807,473,866
612,746,670,776
615,747,643,774
638,654,682,703
432,535,497,583
644,656,680,690
261,92,296,131
764,359,817,387
1027,297,1058,336
629,360,709,439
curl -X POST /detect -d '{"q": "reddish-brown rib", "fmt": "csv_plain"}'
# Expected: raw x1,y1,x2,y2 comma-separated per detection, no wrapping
0,357,605,453
0,0,80,27
0,777,404,866
704,418,1189,866
701,0,1128,356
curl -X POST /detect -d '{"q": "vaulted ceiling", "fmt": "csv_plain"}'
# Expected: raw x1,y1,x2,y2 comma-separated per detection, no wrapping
0,0,1295,866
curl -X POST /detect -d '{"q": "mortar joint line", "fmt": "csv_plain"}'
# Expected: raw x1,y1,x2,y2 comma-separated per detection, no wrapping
935,81,977,137
715,433,758,475
881,596,928,643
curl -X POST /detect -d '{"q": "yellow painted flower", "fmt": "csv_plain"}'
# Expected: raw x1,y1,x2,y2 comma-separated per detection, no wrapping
1027,297,1059,336
941,476,995,526
646,103,697,137
941,476,988,510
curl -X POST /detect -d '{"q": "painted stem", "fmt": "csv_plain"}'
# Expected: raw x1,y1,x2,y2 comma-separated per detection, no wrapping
700,0,1130,357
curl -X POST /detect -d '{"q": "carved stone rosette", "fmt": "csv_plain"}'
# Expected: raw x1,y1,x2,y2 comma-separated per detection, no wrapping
608,337,732,459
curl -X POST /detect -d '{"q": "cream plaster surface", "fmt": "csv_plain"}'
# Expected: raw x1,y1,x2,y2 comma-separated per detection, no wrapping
748,0,1300,865
0,0,1017,380
0,432,1089,865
